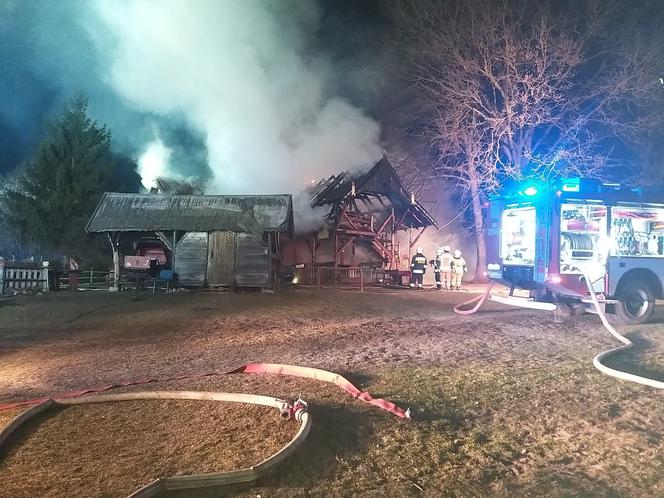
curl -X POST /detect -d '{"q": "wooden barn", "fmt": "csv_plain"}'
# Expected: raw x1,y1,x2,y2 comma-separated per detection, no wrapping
281,157,438,284
86,193,294,290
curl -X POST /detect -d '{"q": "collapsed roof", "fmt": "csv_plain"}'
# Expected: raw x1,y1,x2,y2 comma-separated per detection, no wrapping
309,156,438,229
86,193,294,235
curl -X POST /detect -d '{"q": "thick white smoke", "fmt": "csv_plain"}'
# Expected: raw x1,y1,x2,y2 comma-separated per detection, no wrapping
85,0,382,195
137,137,172,190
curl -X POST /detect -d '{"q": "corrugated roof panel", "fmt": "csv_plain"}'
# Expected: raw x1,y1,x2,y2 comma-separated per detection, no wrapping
86,193,293,233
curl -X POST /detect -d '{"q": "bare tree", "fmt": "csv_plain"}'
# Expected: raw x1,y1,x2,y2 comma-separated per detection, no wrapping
629,78,664,186
390,0,664,281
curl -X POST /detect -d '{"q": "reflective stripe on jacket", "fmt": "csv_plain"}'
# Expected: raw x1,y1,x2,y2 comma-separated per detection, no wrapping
411,253,427,274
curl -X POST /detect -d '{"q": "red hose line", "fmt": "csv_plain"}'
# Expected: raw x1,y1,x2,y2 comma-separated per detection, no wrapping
229,363,410,419
0,363,410,419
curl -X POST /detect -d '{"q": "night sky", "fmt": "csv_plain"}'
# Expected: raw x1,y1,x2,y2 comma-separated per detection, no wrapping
0,0,390,181
3,0,660,189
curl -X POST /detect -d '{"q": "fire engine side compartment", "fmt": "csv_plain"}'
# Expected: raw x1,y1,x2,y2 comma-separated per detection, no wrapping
488,180,664,306
606,256,664,299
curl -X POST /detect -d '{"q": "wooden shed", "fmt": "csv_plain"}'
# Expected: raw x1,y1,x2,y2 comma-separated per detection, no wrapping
85,193,294,290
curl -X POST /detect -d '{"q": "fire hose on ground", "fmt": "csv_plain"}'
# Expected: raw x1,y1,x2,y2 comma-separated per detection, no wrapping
0,363,410,418
453,274,664,390
0,391,311,498
582,274,664,390
0,363,410,496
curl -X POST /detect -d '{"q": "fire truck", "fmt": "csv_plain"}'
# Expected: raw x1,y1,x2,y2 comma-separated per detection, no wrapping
485,177,664,324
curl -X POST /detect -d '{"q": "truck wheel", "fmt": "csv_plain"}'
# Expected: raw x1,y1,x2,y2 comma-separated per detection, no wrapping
615,279,656,324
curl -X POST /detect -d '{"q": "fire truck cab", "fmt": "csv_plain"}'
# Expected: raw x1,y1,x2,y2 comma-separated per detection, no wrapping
486,178,664,324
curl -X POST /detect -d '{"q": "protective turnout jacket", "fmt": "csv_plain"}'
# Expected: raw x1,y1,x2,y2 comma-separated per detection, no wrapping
451,256,466,274
411,253,427,274
435,253,452,272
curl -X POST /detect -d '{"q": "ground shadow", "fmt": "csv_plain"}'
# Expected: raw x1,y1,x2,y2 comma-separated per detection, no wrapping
338,370,374,389
601,331,664,383
163,402,377,497
0,405,65,462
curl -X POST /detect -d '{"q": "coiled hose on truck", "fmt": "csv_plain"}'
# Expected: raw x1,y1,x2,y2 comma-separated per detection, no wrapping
453,276,664,390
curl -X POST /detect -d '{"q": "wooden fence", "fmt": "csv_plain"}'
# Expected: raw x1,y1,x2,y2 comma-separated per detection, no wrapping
294,266,371,290
57,269,111,290
1,266,50,294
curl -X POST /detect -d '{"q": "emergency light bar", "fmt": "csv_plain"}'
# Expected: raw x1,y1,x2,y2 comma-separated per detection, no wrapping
493,177,653,202
561,178,580,192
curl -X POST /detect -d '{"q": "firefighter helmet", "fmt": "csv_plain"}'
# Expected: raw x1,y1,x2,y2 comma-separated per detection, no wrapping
454,249,462,258
442,246,451,253
417,247,424,254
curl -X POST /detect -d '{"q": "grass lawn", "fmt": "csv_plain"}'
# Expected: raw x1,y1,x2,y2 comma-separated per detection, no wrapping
0,288,662,497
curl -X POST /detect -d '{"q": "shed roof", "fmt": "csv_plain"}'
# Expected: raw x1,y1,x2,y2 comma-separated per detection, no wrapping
310,157,438,229
85,193,294,234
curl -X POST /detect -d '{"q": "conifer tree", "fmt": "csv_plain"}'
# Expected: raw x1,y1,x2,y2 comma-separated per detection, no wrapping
2,95,111,258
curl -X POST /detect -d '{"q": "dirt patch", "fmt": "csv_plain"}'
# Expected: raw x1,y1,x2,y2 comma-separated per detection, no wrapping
0,399,298,498
0,407,23,428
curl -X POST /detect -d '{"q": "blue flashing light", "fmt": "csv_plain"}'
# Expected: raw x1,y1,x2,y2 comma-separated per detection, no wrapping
523,186,538,196
561,177,581,192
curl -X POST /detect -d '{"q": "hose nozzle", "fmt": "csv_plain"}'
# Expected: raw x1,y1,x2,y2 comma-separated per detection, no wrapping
278,401,292,420
293,398,308,422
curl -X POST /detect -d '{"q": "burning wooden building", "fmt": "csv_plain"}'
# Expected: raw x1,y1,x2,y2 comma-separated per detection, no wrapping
281,157,438,284
86,193,293,290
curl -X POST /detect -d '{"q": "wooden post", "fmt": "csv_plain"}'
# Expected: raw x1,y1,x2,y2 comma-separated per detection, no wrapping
316,267,321,288
112,250,120,292
334,231,338,282
172,230,177,273
109,232,120,292
89,268,94,285
360,268,364,292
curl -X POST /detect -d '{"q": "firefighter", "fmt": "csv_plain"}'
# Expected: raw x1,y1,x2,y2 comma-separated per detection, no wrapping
410,247,427,288
433,248,443,289
450,249,466,290
434,246,452,290
438,246,452,290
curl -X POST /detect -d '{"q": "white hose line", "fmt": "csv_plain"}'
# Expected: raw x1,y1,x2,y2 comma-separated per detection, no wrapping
581,272,664,390
452,274,663,389
488,294,558,311
453,282,494,315
0,393,312,498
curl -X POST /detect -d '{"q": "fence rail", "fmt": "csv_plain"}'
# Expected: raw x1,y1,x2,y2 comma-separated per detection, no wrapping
294,266,372,290
57,269,111,290
1,266,50,294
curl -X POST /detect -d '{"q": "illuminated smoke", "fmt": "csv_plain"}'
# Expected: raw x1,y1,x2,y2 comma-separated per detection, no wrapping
86,0,383,194
137,138,172,190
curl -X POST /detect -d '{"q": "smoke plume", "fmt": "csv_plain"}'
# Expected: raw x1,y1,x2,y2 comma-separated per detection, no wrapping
85,0,382,194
